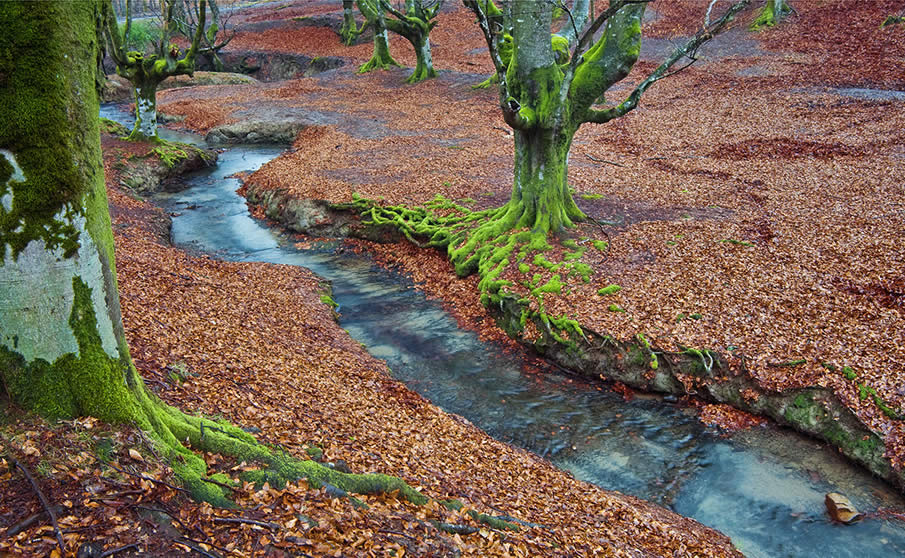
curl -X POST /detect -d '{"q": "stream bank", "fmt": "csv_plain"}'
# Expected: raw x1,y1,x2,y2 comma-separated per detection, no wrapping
240,187,904,493
105,90,905,555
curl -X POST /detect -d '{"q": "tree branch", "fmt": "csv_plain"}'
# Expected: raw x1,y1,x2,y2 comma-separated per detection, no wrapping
9,455,65,555
584,0,751,124
571,0,652,71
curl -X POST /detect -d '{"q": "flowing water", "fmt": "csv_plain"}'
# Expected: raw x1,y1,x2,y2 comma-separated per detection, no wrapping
106,105,905,557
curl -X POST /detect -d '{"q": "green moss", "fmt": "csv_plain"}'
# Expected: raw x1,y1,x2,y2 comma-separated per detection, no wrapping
319,294,338,309
597,284,621,296
0,3,104,262
306,445,324,461
518,263,530,273
591,239,608,252
750,0,791,31
608,304,625,313
100,118,130,136
580,193,603,200
720,238,755,247
784,392,825,427
627,344,647,367
842,366,857,380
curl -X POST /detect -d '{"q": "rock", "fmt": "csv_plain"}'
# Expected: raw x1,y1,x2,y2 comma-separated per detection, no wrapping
825,492,861,523
206,120,310,145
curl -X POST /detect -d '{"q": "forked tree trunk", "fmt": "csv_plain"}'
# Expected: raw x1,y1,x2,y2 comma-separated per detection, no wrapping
357,1,400,72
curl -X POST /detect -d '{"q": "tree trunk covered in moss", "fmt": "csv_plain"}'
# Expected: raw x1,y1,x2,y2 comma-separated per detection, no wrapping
358,0,440,83
2,0,440,511
460,0,748,241
103,0,207,141
750,0,791,30
340,0,361,45
357,0,400,72
0,0,137,421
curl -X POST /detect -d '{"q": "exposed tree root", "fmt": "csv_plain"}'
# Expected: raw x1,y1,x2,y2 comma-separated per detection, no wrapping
334,194,589,352
122,379,430,508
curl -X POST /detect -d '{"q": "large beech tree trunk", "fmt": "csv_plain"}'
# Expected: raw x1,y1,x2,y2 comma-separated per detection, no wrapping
0,1,139,420
507,129,582,232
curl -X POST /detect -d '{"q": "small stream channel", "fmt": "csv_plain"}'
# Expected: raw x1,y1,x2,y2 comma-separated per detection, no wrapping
104,105,905,557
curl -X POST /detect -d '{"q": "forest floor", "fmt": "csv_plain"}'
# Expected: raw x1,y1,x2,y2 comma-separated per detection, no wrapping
156,1,905,465
2,1,904,557
1,124,739,556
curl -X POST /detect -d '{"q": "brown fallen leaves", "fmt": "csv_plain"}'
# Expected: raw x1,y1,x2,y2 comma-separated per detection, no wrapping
0,133,741,555
177,1,905,471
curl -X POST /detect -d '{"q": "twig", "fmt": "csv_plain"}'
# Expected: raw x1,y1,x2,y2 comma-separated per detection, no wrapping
99,543,140,557
200,477,239,493
212,517,280,530
133,505,190,531
4,505,65,538
105,461,188,494
584,153,625,167
175,538,222,558
133,422,162,462
10,455,65,554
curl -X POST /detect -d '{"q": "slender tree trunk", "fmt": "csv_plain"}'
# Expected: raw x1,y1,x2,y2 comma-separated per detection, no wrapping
340,0,359,45
408,32,436,83
357,1,399,72
132,79,161,140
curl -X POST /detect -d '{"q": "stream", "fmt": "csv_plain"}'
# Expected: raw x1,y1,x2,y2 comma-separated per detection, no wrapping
104,105,905,557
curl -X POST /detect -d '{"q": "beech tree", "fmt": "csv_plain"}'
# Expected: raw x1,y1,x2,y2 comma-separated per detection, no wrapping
358,0,442,82
348,0,751,314
356,0,401,72
0,0,433,508
340,0,365,45
102,0,208,140
442,0,751,263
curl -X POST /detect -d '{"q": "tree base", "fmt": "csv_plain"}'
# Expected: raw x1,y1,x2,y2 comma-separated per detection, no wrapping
358,54,401,73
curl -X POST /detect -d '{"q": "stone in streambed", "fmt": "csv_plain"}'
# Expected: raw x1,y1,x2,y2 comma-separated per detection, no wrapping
825,492,861,523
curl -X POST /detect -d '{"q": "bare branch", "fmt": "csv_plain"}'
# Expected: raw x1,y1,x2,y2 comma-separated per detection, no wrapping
9,455,65,555
585,0,751,124
463,0,507,76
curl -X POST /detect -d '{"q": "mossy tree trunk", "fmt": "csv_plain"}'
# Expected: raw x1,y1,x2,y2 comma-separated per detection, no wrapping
356,0,400,72
1,0,434,510
340,0,363,45
458,0,751,253
103,0,207,141
358,0,440,83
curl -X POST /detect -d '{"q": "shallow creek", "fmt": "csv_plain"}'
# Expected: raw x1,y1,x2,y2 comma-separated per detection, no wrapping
104,105,905,557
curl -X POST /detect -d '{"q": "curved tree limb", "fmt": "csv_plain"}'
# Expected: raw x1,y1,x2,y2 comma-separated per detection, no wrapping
584,0,750,124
